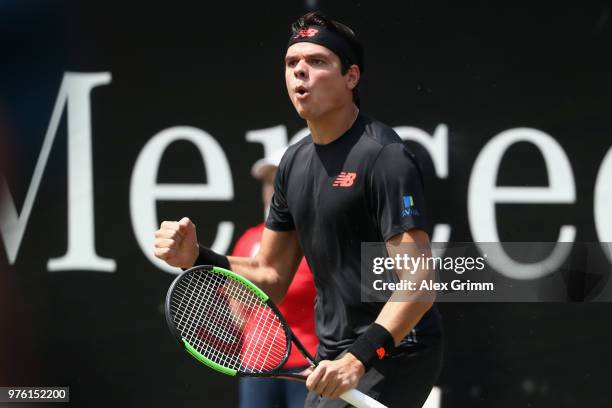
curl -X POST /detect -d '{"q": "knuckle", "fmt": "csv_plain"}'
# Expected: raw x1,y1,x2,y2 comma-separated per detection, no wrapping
155,238,168,248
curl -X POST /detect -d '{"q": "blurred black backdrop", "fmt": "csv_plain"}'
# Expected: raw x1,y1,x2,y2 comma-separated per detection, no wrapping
1,1,611,407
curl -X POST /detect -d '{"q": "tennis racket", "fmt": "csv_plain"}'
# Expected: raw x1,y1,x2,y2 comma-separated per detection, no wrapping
165,265,388,408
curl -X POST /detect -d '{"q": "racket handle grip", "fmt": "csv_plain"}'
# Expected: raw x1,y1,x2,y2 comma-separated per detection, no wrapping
340,388,389,408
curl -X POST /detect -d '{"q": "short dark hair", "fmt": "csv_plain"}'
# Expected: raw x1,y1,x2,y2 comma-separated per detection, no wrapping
290,11,364,107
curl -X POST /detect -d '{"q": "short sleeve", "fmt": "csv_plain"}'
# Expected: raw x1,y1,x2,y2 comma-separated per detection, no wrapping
368,143,429,241
265,159,295,231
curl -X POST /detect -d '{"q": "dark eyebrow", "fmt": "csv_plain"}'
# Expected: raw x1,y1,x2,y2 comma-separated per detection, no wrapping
284,52,330,62
306,53,329,60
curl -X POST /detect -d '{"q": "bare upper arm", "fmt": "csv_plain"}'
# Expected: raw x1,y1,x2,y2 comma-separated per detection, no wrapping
256,227,303,298
386,229,432,289
386,228,430,247
376,228,434,341
385,228,435,305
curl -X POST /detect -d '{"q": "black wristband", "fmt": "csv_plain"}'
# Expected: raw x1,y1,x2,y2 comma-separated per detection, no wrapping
347,323,395,370
193,244,231,270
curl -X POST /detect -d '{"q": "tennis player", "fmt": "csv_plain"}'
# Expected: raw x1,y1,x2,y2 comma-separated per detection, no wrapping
155,11,442,407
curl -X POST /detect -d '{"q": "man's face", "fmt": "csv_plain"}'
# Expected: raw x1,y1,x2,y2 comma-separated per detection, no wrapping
285,42,356,120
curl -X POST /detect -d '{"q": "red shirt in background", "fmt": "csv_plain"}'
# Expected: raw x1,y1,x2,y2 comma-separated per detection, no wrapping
232,223,318,368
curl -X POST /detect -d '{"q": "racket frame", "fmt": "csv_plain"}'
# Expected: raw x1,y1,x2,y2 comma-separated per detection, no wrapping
165,265,311,378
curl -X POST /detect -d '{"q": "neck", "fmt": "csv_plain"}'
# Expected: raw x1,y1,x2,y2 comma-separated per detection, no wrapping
307,104,359,145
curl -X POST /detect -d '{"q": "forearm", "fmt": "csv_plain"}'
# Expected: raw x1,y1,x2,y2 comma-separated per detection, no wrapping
346,228,433,369
378,228,434,344
345,297,432,370
190,229,302,304
374,299,432,345
227,255,288,302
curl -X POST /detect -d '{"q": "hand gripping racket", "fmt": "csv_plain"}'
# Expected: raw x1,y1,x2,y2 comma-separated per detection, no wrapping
165,265,388,408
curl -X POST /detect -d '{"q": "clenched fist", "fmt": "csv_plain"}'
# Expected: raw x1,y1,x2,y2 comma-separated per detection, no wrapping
154,217,199,269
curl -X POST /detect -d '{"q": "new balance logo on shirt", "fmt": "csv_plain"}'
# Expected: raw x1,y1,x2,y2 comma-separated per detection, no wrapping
332,172,357,187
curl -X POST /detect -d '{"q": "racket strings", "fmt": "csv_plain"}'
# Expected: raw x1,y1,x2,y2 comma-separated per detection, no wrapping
175,272,246,369
240,304,286,372
169,269,288,373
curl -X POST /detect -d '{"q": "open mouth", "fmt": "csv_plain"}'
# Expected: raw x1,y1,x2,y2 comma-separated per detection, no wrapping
295,85,309,97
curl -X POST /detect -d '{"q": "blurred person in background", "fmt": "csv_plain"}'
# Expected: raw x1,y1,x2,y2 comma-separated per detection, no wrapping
234,147,318,408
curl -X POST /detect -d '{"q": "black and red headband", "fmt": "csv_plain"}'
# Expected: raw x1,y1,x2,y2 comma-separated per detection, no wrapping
287,26,360,69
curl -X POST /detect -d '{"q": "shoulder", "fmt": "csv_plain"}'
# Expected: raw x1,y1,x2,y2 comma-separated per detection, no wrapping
358,115,424,183
276,134,312,173
355,113,411,165
360,113,404,148
283,134,312,160
357,114,419,168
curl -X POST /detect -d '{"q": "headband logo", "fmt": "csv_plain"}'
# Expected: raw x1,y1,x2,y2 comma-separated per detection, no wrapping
294,28,319,39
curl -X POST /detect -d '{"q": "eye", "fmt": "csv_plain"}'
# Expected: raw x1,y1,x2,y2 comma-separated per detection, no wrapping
286,59,298,68
311,58,325,65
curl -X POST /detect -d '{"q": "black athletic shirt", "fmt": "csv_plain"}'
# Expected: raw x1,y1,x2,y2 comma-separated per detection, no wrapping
266,112,442,360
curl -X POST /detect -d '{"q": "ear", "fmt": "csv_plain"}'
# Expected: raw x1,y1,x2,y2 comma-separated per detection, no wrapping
345,64,361,91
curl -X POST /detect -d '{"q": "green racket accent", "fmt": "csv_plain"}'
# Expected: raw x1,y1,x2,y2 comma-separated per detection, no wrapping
211,266,269,302
182,339,237,376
